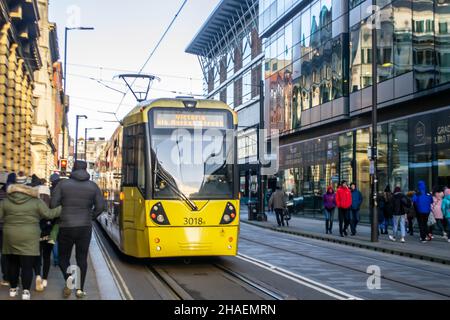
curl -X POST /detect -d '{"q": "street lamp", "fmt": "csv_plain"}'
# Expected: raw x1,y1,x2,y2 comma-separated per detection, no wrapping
84,127,103,161
64,26,95,93
74,115,88,161
63,26,94,163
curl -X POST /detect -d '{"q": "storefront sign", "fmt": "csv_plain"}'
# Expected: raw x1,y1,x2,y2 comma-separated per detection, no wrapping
435,124,450,145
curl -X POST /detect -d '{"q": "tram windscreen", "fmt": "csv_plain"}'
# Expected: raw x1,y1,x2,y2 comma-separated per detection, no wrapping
149,108,235,200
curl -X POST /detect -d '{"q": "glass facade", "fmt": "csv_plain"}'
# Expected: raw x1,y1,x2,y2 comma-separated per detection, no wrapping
263,0,342,133
278,107,450,221
260,0,450,134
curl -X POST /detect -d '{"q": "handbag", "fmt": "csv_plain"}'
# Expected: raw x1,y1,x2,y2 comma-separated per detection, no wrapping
427,213,436,227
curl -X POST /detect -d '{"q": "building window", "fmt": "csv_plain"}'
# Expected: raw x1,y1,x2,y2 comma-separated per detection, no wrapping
413,0,435,91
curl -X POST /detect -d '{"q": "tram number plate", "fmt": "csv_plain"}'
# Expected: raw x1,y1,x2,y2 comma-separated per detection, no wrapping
184,217,205,226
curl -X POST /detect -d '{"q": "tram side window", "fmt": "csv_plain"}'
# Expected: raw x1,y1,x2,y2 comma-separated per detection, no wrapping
122,125,146,194
136,125,146,193
122,126,136,186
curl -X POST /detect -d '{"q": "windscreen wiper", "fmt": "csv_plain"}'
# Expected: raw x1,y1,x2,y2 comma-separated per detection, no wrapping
154,163,198,211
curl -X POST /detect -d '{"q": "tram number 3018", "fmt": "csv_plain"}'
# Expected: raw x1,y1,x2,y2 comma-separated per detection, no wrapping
184,217,205,226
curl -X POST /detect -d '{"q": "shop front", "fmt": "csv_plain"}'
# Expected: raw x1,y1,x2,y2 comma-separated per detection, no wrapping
278,107,450,222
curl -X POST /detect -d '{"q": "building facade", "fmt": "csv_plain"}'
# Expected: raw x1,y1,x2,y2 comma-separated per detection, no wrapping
31,0,66,179
260,0,450,220
0,0,42,174
186,0,264,202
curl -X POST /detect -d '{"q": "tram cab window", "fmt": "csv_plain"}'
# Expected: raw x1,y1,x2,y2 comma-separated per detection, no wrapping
122,124,147,195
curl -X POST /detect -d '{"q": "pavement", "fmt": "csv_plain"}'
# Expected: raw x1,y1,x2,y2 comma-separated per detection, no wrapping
240,208,450,265
0,232,122,300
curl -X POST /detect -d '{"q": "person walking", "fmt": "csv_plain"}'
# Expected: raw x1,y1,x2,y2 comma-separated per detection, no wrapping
406,191,416,236
389,187,410,243
323,186,336,234
336,180,352,237
0,179,61,300
29,175,57,292
383,185,394,235
350,183,363,236
412,181,433,243
0,172,15,287
268,185,287,227
50,161,105,299
49,173,61,267
430,188,446,239
442,188,450,243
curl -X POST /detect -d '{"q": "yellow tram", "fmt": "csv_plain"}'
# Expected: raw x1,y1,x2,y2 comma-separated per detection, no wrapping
96,98,240,258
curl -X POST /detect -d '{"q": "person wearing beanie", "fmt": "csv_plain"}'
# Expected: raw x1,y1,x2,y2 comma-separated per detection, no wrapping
50,160,105,299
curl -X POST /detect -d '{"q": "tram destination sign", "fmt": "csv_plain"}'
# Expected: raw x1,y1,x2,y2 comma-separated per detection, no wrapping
153,110,227,129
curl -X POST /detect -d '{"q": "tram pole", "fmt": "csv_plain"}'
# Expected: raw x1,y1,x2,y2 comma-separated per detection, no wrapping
258,80,266,220
370,9,379,243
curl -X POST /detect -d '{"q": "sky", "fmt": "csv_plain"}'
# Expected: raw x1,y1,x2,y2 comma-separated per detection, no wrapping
48,0,221,141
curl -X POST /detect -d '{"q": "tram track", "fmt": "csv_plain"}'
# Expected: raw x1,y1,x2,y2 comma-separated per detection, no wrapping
240,234,450,299
93,223,290,300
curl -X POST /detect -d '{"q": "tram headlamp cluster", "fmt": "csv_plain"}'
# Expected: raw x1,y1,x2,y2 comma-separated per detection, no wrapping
220,202,236,225
150,203,170,225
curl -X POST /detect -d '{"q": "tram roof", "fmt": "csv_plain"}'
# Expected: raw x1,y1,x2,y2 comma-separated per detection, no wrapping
185,0,257,57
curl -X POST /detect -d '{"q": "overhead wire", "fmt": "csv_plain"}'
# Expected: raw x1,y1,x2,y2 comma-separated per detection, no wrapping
114,0,189,115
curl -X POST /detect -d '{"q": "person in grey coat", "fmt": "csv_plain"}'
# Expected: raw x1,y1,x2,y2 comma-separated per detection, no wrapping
268,186,287,227
50,161,105,299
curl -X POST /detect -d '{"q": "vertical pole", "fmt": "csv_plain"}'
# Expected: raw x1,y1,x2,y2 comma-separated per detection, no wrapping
370,11,379,243
74,115,79,161
258,79,265,218
84,128,88,161
64,27,68,94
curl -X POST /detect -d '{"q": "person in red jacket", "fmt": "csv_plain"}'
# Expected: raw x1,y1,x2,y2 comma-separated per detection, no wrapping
336,180,352,237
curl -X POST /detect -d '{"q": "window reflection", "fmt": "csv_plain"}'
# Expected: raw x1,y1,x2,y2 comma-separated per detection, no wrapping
394,0,413,76
435,0,450,85
413,0,435,90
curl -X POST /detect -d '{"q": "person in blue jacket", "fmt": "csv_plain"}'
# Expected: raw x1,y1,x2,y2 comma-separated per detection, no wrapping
350,183,363,236
412,181,433,243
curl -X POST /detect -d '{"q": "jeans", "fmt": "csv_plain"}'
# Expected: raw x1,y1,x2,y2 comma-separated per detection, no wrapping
58,226,92,291
417,213,430,241
338,208,350,235
392,215,406,238
53,241,59,266
8,255,35,290
430,219,446,235
324,208,335,232
34,242,54,280
274,209,285,227
350,209,360,235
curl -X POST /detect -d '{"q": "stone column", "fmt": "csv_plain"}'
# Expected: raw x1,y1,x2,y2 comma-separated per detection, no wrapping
5,43,18,172
13,58,24,171
0,23,10,171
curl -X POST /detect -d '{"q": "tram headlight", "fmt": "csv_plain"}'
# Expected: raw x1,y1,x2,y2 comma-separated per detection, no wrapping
220,202,237,225
156,214,165,223
150,202,170,225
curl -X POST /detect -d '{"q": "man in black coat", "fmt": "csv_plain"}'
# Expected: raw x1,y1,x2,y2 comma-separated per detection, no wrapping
50,161,105,298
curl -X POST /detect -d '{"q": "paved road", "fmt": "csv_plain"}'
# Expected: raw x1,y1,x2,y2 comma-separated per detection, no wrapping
238,223,450,300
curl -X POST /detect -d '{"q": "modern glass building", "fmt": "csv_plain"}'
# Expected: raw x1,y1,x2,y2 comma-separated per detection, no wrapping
186,0,264,204
260,0,450,220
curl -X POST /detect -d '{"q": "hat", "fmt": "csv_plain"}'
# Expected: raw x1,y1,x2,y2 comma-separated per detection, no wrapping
73,160,87,171
16,176,27,185
50,173,60,183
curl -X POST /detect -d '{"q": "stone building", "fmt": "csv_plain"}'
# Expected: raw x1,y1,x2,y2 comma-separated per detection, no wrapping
0,0,42,174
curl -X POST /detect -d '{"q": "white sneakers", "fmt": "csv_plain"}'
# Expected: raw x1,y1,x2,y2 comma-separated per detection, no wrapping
9,288,30,300
22,290,31,300
401,238,405,243
9,288,18,298
42,280,48,288
389,235,396,242
35,276,44,292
